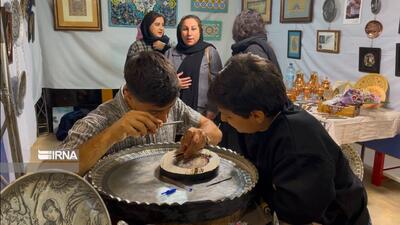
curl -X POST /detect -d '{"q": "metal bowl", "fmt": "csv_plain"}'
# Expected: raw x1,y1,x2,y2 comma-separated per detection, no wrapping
88,142,259,224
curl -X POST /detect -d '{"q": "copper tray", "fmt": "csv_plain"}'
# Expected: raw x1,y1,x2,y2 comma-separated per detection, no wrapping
88,142,258,224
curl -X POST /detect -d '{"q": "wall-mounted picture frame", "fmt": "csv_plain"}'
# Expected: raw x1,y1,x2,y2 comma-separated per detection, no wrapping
343,0,363,24
280,0,313,23
359,47,381,73
242,0,272,24
396,43,400,77
316,30,341,53
54,0,102,31
287,30,302,59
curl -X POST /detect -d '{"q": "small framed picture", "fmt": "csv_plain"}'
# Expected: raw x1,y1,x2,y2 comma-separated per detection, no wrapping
287,30,302,59
242,0,272,24
396,44,400,77
280,0,314,23
359,47,381,73
54,0,102,31
316,30,341,53
343,0,363,24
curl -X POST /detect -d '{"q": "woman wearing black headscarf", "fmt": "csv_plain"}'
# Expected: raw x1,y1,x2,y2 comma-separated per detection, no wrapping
126,11,170,60
165,15,222,119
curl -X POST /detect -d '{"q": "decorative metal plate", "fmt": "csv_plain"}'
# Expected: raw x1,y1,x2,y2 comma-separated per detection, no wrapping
323,0,336,23
0,169,111,225
88,142,259,224
11,0,21,42
371,0,381,15
365,20,383,39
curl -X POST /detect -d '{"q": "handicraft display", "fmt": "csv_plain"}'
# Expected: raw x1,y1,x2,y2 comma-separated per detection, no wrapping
316,30,340,54
1,4,13,63
280,0,313,23
202,20,222,41
191,0,228,13
358,47,381,73
54,0,102,30
370,0,381,14
242,0,272,23
109,0,177,27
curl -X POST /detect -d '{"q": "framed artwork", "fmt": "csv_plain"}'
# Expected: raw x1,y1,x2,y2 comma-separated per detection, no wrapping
316,30,340,53
109,0,177,27
396,44,400,77
287,30,302,59
1,5,13,63
202,20,222,41
359,47,381,73
54,0,102,31
242,0,272,24
280,0,313,23
343,0,363,24
191,0,228,13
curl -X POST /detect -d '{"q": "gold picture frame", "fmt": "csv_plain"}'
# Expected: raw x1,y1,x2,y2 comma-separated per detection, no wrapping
280,0,313,23
316,30,340,54
54,0,102,31
242,0,272,24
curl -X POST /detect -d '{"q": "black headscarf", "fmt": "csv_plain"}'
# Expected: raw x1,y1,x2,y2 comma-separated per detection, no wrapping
140,11,170,52
175,15,213,109
231,35,282,74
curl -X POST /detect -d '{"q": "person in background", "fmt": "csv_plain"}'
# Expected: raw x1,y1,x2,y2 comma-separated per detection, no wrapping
61,51,222,175
218,9,282,153
231,9,281,73
165,15,222,120
126,11,170,60
207,53,370,225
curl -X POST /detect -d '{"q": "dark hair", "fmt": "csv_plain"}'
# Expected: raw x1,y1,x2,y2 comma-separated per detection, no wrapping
208,53,286,118
232,10,266,42
124,51,180,107
177,15,204,42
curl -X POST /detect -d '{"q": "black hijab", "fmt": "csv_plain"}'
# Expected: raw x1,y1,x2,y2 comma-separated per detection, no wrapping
140,11,170,52
231,35,282,74
175,16,213,109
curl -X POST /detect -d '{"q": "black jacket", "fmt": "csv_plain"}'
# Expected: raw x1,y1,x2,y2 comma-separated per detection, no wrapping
239,106,370,225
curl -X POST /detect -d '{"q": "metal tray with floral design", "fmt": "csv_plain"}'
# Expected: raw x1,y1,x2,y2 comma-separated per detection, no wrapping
0,169,111,225
88,142,259,224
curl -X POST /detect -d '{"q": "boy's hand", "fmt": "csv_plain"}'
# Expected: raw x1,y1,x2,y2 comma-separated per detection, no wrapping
108,111,162,143
179,127,209,159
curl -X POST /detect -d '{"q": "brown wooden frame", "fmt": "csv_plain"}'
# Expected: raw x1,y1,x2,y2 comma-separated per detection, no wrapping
280,0,313,23
54,0,102,31
316,30,341,54
242,0,273,24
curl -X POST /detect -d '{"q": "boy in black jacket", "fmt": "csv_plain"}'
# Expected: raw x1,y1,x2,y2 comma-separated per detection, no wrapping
206,54,370,225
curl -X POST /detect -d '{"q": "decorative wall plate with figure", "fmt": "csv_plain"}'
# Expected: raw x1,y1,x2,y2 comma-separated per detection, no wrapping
322,0,336,22
365,20,383,39
0,169,111,225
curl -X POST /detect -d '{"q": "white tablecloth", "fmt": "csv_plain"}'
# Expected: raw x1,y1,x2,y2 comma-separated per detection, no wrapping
309,108,400,145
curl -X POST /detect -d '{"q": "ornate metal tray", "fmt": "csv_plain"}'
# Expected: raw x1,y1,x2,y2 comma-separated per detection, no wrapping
0,169,111,225
88,142,259,224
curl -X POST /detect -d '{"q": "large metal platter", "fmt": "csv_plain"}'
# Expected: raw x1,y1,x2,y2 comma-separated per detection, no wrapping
0,169,111,225
88,142,259,224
